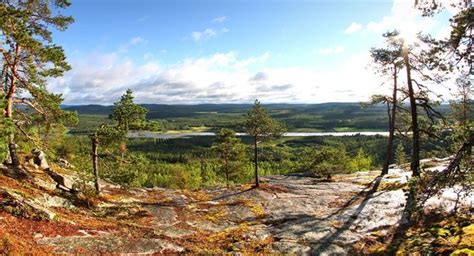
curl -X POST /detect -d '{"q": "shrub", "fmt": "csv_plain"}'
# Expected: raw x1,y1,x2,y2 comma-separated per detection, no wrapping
302,146,349,180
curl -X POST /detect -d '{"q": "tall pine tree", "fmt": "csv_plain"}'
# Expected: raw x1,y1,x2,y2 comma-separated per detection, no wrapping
244,100,285,187
1,0,76,168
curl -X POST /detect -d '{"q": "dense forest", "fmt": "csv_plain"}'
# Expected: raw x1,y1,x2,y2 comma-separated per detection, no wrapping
65,102,452,133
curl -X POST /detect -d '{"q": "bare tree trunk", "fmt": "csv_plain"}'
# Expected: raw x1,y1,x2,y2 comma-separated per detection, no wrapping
382,65,398,175
91,136,100,194
8,135,20,167
225,157,229,189
403,48,420,177
254,136,259,187
5,45,21,168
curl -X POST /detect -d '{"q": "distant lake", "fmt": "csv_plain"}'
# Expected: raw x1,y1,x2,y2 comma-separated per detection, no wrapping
128,131,389,139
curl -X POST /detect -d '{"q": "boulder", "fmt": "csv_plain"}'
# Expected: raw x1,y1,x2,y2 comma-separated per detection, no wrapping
57,158,74,169
31,149,49,170
44,168,77,192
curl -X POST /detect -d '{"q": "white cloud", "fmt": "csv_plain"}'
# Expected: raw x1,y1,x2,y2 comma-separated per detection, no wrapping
212,16,227,23
315,46,345,56
344,22,363,34
344,0,445,40
118,36,147,52
191,28,229,42
48,48,394,104
48,47,454,105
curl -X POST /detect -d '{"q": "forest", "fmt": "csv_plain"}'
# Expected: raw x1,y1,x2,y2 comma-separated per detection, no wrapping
50,98,453,189
0,0,472,254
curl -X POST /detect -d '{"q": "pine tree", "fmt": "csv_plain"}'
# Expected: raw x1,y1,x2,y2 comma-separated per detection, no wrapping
303,146,349,180
369,33,404,175
110,89,148,132
0,94,13,162
387,30,445,177
1,0,77,168
213,129,246,188
449,75,473,158
395,143,407,167
244,100,285,187
349,148,373,172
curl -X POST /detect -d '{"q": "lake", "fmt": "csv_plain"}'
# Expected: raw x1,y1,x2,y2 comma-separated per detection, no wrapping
128,131,389,139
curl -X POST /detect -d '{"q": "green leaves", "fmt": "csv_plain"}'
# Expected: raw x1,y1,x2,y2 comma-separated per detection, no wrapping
213,128,246,186
302,146,350,179
94,125,126,147
348,148,373,172
1,0,76,152
244,100,286,141
110,89,148,132
0,95,14,162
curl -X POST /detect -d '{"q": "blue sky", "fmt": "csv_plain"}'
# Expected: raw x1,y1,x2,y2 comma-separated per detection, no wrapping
48,0,454,104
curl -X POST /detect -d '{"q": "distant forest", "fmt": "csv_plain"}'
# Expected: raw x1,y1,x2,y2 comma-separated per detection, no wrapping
64,103,451,133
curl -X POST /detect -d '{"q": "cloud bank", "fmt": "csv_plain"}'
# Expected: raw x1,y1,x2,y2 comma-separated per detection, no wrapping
48,49,387,105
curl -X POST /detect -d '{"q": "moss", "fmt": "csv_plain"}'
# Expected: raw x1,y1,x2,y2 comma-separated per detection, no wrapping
239,199,265,219
460,224,474,248
378,181,407,191
429,227,452,237
205,207,226,223
451,248,474,256
463,224,474,235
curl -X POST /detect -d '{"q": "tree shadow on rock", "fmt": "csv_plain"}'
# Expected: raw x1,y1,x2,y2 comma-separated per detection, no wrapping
384,181,417,255
309,176,382,254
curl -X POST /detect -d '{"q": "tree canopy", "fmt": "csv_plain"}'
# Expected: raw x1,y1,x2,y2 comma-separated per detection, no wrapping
1,0,77,167
213,128,246,188
110,89,148,132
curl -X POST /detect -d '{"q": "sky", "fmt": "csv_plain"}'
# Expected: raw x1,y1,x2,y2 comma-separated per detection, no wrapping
47,0,455,105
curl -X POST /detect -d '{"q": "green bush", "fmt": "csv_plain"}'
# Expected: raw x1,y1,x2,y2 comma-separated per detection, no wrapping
301,146,350,180
348,148,373,171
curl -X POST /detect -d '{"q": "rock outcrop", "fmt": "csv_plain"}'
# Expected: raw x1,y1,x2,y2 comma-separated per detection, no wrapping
0,188,56,220
44,168,77,192
0,157,471,254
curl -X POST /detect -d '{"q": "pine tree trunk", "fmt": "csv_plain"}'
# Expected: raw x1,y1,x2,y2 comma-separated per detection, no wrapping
91,136,100,194
254,136,259,187
5,45,21,168
382,65,398,175
404,49,420,177
8,134,20,167
225,157,229,189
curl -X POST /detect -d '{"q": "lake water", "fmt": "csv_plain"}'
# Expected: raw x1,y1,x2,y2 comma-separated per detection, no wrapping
128,131,389,139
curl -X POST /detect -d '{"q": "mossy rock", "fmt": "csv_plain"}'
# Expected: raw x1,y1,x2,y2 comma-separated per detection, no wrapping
0,189,55,220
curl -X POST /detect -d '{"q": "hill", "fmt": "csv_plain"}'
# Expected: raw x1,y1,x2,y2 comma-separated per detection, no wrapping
65,103,393,133
65,103,452,134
